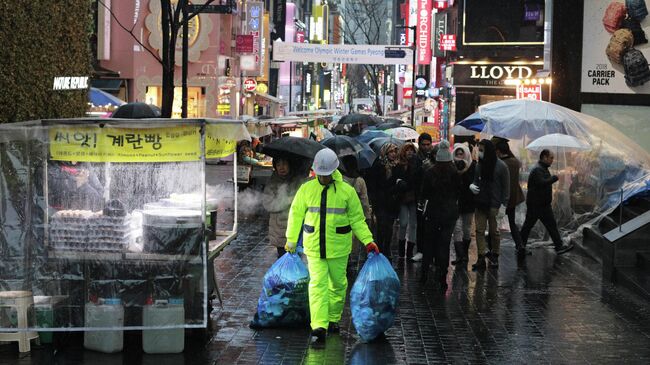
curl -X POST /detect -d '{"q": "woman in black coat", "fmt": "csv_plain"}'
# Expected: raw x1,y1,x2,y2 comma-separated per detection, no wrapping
366,143,400,262
419,140,461,289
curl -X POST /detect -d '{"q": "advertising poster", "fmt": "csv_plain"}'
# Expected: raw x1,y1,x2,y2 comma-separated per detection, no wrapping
581,0,650,93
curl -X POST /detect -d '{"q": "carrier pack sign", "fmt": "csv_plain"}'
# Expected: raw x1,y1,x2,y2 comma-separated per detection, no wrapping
581,0,650,94
416,0,433,65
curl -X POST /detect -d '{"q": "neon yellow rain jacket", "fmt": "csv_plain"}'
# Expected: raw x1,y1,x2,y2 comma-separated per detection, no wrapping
286,170,374,259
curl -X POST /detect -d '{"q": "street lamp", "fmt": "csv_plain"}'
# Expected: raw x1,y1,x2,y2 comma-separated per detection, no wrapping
396,25,416,127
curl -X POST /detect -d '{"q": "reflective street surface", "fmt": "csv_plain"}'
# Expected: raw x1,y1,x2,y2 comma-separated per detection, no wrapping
3,214,650,364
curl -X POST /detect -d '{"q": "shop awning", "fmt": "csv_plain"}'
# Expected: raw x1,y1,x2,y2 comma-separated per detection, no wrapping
253,92,287,105
91,79,124,92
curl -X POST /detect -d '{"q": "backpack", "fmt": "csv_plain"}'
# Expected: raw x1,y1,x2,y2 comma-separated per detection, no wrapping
623,49,650,87
626,0,649,21
606,28,634,64
623,17,648,46
603,2,627,33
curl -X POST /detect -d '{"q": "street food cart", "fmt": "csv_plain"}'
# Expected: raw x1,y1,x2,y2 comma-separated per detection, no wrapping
0,118,249,347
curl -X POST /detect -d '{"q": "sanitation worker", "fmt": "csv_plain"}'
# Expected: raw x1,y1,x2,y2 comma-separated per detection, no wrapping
285,148,379,342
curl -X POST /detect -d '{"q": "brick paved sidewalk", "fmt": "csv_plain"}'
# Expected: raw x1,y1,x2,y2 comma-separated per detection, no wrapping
3,214,650,364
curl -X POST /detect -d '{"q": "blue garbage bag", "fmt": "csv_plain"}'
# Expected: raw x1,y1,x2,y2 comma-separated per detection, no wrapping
350,252,400,342
250,252,310,328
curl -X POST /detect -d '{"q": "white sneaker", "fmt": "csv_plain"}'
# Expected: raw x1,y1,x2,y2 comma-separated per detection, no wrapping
411,252,423,262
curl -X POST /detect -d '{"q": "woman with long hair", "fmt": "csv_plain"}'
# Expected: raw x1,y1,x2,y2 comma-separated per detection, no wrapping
394,143,419,261
366,143,400,261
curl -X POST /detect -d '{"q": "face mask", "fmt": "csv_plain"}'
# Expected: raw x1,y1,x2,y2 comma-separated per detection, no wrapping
478,151,484,159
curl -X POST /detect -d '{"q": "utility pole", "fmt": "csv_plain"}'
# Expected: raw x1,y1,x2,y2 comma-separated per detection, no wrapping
181,2,189,118
396,25,416,126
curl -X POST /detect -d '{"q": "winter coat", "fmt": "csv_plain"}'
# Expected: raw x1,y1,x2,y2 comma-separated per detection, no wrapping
342,175,372,221
286,170,374,259
473,159,510,210
453,144,476,214
262,172,305,248
366,158,400,218
420,163,461,225
501,155,526,209
526,161,558,208
393,156,418,204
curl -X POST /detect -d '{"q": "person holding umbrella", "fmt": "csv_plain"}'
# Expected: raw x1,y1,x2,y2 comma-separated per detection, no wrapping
262,156,308,258
412,133,435,262
520,149,574,255
284,148,379,341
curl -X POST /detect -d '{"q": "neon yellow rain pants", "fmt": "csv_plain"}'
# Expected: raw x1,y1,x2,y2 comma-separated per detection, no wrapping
306,255,349,330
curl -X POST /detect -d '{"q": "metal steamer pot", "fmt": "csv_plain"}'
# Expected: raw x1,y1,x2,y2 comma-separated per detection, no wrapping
142,209,202,255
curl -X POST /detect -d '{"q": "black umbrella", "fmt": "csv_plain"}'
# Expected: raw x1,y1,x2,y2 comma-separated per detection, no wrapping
321,135,365,157
376,121,403,130
338,114,377,126
111,102,161,119
262,136,325,160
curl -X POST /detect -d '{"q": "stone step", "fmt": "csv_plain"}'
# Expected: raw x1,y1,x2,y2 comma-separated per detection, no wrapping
616,266,650,302
638,252,650,268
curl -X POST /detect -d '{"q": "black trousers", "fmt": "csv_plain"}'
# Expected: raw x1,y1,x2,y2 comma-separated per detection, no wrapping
376,214,396,260
422,220,455,272
520,205,563,248
416,210,425,255
506,206,523,248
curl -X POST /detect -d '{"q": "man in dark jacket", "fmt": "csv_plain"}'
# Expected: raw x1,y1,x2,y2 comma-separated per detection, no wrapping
520,149,574,254
495,141,526,258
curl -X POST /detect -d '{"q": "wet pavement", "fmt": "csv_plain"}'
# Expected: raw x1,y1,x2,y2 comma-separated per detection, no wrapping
3,213,650,364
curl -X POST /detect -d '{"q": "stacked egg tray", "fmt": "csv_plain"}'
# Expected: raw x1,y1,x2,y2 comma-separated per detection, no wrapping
49,210,131,252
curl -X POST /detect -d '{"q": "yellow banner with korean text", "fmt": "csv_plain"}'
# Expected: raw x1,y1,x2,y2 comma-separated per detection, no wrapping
416,123,440,142
205,124,243,158
49,126,201,162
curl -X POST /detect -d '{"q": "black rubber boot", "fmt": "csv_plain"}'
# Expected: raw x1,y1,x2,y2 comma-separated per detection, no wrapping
462,239,471,263
311,327,327,341
471,255,486,271
398,239,406,258
328,322,340,333
406,241,415,259
451,241,463,265
489,253,499,268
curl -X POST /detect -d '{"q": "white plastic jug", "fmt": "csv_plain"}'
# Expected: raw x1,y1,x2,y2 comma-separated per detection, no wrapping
142,298,185,354
84,298,124,353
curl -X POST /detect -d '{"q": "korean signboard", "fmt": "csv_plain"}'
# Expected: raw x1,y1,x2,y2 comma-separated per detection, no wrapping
244,1,264,76
433,0,448,10
235,35,254,53
516,84,542,100
439,34,456,51
581,0,650,94
272,0,286,41
433,13,447,58
416,0,432,65
49,126,201,162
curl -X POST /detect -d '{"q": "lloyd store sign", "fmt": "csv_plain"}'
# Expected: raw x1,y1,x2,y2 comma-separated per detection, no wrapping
454,63,543,87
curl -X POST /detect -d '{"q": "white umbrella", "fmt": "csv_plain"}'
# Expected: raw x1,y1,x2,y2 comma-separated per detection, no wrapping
525,133,591,151
451,124,478,136
385,127,420,141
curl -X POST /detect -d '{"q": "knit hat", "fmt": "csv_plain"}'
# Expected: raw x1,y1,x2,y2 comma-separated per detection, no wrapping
626,0,649,21
603,2,627,33
623,17,648,45
623,48,650,86
436,139,452,162
606,28,634,64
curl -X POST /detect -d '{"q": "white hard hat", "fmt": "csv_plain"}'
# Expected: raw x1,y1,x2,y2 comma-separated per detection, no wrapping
312,148,339,176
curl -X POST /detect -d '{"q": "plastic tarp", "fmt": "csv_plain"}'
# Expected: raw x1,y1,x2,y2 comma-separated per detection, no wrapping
476,100,650,238
0,118,248,332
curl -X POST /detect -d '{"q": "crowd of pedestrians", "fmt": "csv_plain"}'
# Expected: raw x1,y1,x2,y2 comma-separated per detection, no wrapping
262,133,574,288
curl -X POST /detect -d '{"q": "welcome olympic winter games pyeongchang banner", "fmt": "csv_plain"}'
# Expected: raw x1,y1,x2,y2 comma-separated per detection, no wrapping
581,0,650,94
